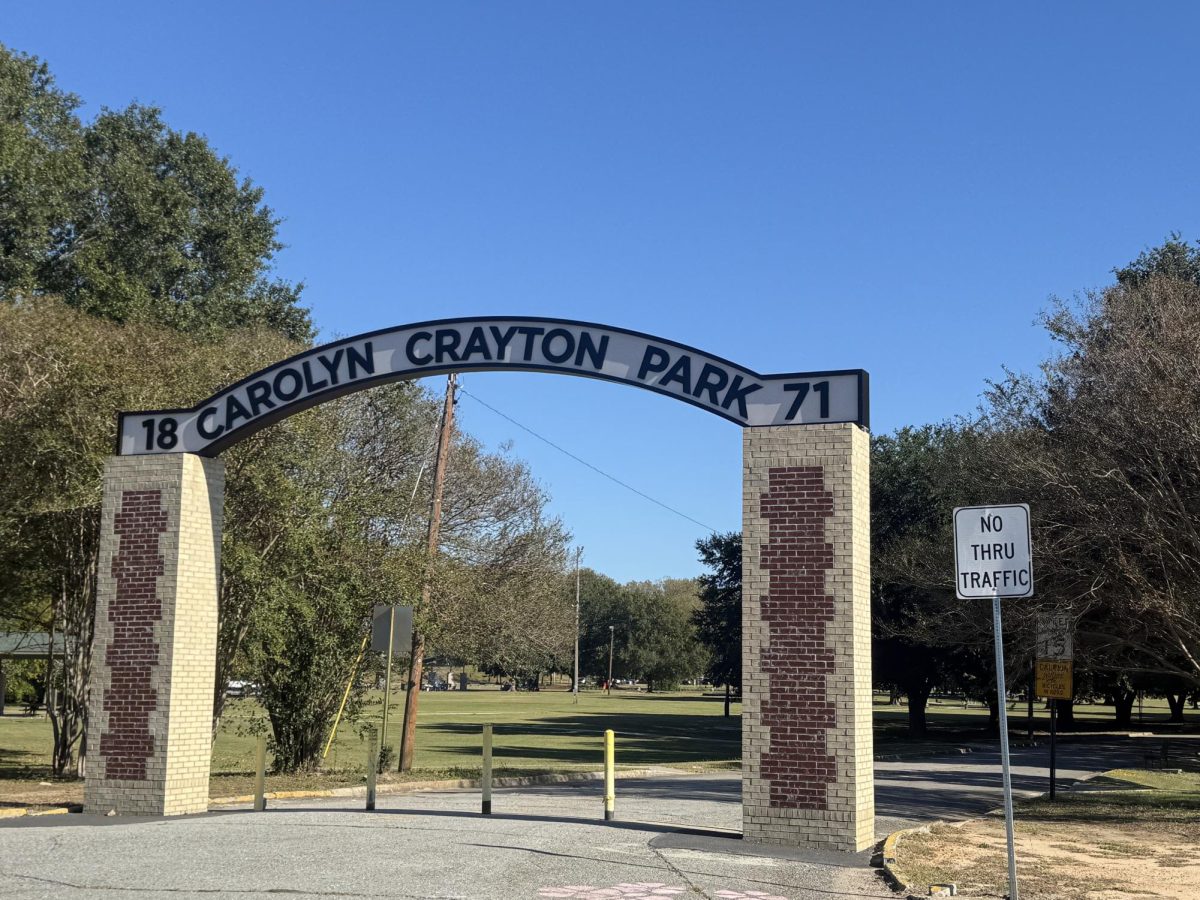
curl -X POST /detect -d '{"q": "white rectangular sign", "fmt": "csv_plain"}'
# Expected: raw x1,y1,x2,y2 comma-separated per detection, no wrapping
953,503,1033,600
1036,612,1073,661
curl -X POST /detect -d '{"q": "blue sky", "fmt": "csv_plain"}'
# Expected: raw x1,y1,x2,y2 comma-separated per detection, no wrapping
7,3,1199,581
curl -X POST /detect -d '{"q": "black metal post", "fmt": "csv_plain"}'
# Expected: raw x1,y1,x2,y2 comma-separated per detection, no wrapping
1027,656,1035,740
1049,698,1057,801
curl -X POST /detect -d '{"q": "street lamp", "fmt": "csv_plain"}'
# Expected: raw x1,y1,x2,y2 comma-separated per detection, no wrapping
607,625,615,696
572,547,582,703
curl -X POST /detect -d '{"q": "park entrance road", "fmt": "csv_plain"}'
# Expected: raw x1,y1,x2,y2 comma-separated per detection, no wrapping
875,734,1141,834
0,737,1140,900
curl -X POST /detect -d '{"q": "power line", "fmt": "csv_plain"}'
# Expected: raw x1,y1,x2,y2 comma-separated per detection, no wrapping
456,385,717,534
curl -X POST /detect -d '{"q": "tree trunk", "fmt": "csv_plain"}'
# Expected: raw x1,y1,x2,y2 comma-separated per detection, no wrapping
1167,693,1186,723
985,691,1000,735
1057,697,1075,730
907,684,931,737
1112,690,1136,729
723,682,731,718
46,511,98,777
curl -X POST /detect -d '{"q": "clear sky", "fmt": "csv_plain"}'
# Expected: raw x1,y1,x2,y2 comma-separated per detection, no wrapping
7,3,1199,582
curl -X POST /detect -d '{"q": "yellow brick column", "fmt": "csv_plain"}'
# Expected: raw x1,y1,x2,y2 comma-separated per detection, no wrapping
742,423,873,851
85,453,224,816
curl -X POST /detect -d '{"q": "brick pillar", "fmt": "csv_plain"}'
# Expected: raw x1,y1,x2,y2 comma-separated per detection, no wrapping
742,423,873,851
85,454,224,816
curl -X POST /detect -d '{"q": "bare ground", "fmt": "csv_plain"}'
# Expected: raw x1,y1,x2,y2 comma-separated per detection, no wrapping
896,798,1200,899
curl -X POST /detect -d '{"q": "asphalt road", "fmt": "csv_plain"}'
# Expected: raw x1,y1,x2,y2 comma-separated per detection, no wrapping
0,736,1142,900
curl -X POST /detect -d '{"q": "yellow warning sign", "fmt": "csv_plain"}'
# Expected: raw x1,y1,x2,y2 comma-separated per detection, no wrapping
1036,659,1073,700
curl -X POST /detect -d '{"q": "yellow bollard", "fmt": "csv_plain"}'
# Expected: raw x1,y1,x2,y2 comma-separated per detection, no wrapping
253,735,267,812
482,724,493,815
603,729,615,821
366,727,378,811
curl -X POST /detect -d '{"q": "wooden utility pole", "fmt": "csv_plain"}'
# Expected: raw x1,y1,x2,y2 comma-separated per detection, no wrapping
398,374,456,772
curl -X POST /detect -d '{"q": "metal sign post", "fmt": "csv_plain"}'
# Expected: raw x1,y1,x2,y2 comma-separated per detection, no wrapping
991,596,1019,900
1050,698,1057,801
371,604,414,765
1035,613,1074,803
955,503,1033,900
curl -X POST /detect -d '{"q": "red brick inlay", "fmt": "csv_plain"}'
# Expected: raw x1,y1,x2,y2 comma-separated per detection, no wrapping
759,466,837,810
100,490,168,781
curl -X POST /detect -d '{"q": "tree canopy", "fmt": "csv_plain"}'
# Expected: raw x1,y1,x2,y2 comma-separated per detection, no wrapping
0,44,311,341
693,532,741,691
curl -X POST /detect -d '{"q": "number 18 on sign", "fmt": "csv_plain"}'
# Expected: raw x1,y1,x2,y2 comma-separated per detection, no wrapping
954,504,1034,900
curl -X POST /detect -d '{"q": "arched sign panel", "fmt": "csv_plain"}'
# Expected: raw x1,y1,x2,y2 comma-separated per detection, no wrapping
117,317,869,456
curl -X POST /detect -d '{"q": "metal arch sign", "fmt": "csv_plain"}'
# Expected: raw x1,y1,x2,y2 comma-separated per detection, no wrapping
117,316,869,456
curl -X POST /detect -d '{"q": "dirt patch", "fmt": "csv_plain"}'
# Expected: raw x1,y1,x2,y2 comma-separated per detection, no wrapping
896,817,1200,899
0,778,82,809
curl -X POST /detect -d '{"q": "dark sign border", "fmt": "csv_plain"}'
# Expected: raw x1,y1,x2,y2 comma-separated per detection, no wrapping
952,503,1035,600
117,315,870,456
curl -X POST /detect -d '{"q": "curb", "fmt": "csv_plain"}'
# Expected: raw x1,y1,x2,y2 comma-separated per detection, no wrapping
1,766,692,818
878,822,929,894
879,819,975,896
0,804,81,819
873,746,974,763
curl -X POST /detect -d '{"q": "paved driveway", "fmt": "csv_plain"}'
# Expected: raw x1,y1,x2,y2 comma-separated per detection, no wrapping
0,737,1140,899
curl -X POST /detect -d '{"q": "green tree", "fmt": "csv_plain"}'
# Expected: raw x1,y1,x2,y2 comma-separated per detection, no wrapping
984,243,1200,693
0,44,311,341
693,532,740,715
0,298,297,773
0,46,83,297
1115,233,1200,288
578,569,634,683
628,578,707,692
580,571,705,692
870,424,1025,735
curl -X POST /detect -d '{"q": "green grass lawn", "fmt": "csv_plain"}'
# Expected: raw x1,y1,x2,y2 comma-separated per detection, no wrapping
216,686,743,776
3,688,1196,805
1017,768,1200,824
873,693,1196,743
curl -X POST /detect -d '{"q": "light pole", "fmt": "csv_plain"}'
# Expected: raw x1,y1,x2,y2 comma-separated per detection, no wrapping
607,625,615,696
572,547,582,703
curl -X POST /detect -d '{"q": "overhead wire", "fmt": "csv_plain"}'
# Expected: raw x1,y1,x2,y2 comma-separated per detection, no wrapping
456,383,718,534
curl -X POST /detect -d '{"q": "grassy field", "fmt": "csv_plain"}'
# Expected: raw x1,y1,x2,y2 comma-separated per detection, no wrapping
1,686,742,805
3,688,1197,808
220,686,743,775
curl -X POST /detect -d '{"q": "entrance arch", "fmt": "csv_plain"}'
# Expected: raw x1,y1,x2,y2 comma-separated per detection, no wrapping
87,317,874,850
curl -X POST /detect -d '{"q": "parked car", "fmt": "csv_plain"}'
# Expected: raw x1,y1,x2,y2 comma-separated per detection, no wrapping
225,680,259,698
